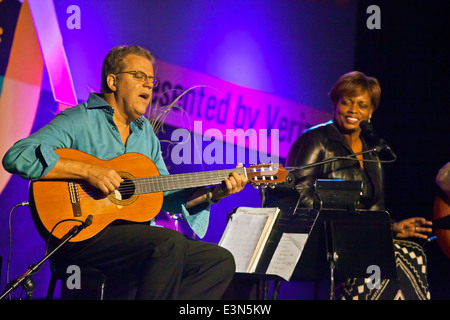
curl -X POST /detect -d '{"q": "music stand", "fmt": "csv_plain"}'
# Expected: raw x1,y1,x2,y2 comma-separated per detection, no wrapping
260,180,397,299
296,209,398,299
313,179,363,212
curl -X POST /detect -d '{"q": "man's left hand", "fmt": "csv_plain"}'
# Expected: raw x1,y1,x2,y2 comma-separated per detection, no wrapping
211,163,248,202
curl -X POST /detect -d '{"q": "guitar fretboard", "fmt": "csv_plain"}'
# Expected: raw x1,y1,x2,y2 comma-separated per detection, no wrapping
132,167,247,194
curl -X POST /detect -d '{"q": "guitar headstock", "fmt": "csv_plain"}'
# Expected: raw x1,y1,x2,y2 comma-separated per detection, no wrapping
246,163,290,189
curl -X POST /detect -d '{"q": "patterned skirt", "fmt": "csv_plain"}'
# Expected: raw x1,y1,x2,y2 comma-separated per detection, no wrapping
340,239,430,300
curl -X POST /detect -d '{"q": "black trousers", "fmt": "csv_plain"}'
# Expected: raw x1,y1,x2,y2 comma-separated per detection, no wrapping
51,223,236,299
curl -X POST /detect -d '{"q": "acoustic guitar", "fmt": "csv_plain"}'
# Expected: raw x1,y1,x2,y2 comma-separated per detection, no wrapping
433,194,450,258
29,148,289,242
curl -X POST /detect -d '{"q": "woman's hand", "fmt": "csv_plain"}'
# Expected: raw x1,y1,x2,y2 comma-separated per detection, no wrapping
392,217,433,239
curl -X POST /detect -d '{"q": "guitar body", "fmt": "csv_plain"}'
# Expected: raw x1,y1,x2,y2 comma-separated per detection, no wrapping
433,194,450,258
29,149,164,242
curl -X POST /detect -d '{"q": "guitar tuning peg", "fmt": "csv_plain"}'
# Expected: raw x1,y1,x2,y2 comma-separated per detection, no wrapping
252,184,259,189
269,184,275,189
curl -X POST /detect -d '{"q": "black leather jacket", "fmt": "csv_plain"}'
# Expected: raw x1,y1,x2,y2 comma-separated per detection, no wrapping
286,120,385,211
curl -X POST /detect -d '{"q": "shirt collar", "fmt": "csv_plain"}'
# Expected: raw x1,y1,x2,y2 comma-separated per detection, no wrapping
86,92,111,109
86,92,146,129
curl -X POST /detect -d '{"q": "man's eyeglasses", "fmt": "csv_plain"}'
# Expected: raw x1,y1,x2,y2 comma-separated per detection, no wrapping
115,70,159,87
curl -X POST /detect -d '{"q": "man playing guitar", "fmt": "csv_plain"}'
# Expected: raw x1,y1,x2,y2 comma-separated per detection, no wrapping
3,45,250,299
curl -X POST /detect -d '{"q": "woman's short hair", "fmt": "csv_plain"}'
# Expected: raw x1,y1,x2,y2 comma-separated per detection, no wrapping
101,45,155,93
328,71,381,110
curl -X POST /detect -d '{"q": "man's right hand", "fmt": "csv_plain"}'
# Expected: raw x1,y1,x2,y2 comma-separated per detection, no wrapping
41,158,123,196
85,163,124,195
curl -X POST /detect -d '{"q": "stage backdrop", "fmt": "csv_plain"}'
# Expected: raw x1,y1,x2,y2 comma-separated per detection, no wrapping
0,0,357,299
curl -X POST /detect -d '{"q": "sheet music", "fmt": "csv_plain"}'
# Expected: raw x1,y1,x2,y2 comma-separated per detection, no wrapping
266,233,308,281
219,207,280,273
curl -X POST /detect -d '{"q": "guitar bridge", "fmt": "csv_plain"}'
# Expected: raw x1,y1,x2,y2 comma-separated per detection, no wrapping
68,182,82,217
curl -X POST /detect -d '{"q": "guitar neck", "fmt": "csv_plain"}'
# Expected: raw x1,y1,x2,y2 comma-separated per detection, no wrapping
133,167,247,194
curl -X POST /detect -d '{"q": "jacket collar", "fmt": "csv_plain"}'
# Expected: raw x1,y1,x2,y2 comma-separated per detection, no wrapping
326,119,346,143
326,119,372,147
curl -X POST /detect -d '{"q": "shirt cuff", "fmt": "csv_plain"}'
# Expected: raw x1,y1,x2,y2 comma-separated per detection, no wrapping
38,143,60,179
162,188,211,238
180,202,210,239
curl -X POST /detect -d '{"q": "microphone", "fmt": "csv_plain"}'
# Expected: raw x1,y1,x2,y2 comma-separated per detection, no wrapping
360,120,397,160
84,214,94,227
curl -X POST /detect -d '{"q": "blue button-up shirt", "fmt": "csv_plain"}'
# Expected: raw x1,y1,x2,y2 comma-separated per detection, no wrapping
2,93,210,237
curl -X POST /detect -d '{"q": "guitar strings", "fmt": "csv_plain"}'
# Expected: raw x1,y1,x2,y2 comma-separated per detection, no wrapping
69,166,279,201
71,167,251,201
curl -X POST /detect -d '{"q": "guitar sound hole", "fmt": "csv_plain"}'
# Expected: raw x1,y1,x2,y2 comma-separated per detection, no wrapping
115,178,135,200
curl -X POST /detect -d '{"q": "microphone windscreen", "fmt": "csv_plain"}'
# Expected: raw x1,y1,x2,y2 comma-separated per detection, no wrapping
359,120,381,147
85,214,93,226
359,120,370,131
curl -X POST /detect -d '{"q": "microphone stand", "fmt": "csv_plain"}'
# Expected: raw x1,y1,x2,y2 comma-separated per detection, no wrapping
261,147,393,207
0,215,93,300
287,146,391,172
